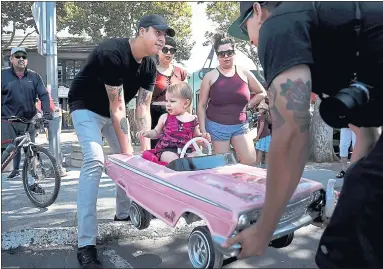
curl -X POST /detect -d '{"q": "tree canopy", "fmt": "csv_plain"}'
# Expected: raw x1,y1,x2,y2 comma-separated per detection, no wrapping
2,1,194,62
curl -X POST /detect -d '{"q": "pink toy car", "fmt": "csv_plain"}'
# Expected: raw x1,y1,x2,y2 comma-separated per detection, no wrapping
105,137,337,269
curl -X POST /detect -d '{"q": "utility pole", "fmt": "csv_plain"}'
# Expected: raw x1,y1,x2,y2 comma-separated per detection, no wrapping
32,1,65,175
46,2,65,175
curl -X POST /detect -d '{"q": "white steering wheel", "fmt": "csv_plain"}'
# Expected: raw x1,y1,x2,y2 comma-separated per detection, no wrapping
179,137,212,158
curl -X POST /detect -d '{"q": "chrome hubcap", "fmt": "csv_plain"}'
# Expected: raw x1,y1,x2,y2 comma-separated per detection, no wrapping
130,205,140,226
188,232,209,268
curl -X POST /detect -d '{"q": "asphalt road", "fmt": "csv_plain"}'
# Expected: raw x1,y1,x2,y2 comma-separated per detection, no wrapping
2,224,324,269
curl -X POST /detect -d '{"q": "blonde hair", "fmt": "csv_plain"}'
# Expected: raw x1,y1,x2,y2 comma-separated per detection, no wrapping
167,81,193,103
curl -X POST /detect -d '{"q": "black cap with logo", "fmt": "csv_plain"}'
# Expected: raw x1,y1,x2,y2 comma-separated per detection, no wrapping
138,14,176,37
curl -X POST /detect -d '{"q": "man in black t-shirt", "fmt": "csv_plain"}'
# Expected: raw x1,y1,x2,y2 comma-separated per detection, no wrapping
68,14,175,268
225,2,383,268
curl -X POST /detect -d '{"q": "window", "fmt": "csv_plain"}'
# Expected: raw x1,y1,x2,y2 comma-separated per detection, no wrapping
59,59,85,87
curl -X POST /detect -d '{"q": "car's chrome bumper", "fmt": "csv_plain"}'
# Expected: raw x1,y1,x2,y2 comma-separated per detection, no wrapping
213,211,320,257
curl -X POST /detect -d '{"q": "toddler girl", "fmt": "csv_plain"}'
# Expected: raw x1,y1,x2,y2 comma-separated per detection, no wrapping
137,81,210,163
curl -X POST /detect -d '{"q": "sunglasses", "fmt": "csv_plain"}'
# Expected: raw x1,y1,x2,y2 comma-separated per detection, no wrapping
238,2,269,36
14,55,27,60
239,9,254,36
162,47,177,54
217,50,235,58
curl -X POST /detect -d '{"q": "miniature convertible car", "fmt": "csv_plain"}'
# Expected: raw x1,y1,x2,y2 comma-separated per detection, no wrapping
105,137,337,269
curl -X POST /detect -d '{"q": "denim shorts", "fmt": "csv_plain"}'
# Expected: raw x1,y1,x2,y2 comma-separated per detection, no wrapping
205,118,249,141
255,135,271,152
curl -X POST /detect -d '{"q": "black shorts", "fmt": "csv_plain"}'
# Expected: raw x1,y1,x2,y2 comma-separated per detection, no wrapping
315,133,383,268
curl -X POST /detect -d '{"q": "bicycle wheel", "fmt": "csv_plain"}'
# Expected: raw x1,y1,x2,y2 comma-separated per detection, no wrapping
22,145,61,208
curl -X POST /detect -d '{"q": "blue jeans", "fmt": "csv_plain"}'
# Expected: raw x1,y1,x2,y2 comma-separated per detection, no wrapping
71,109,131,248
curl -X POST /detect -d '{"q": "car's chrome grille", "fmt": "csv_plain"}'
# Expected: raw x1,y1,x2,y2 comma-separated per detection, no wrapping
279,196,313,225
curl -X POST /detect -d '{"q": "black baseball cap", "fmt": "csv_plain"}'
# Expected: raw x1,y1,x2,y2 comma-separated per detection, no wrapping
138,14,175,37
228,2,268,41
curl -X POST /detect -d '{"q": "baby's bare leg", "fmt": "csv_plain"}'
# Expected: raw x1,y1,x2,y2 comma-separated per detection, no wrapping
160,151,179,163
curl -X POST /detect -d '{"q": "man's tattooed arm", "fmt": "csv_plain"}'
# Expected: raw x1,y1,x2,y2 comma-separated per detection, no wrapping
268,78,311,132
255,65,312,239
106,84,132,154
136,87,152,151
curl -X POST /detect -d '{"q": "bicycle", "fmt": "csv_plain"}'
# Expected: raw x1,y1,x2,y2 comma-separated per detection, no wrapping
1,116,61,208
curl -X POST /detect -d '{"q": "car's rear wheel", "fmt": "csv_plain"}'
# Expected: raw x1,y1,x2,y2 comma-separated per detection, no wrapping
129,201,151,230
269,232,294,248
188,226,223,268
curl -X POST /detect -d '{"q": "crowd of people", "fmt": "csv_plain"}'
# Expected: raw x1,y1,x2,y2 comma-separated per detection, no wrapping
2,2,383,269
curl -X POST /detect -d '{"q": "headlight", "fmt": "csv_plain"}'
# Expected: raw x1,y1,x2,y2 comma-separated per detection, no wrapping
237,214,250,228
312,190,323,203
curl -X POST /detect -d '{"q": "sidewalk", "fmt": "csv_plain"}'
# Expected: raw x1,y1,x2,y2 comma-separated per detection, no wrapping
1,131,343,251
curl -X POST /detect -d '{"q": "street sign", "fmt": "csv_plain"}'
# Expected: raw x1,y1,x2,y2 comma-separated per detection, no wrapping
58,86,70,98
31,2,46,55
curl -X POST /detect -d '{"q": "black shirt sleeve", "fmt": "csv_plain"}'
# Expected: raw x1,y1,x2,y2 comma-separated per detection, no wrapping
258,11,314,89
98,49,124,87
140,59,157,92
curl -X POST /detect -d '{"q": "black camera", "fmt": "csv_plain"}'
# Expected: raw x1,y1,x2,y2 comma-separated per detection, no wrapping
319,82,371,128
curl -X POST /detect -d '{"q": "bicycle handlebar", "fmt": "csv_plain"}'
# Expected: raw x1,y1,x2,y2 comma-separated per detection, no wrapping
6,116,51,124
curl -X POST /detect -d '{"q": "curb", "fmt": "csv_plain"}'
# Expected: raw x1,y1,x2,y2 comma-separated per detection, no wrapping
1,219,204,251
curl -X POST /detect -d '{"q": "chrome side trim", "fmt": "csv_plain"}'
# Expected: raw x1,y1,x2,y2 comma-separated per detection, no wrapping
107,156,231,212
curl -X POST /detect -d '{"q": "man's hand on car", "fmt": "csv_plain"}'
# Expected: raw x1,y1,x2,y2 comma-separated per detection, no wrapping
222,222,273,259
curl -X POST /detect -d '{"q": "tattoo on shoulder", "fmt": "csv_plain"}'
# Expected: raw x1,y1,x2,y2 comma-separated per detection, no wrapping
110,109,114,123
120,118,130,135
118,87,123,101
268,83,286,129
137,88,151,106
280,78,311,132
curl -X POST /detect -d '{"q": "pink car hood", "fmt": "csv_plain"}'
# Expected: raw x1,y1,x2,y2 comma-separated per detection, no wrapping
106,154,323,214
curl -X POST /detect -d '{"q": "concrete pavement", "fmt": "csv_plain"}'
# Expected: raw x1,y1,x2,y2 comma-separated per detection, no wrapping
1,130,344,268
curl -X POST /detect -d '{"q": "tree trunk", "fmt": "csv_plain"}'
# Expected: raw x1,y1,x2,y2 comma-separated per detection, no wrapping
309,99,334,162
17,29,36,47
2,23,16,53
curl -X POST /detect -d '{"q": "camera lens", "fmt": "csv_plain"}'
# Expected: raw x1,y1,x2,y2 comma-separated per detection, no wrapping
319,85,370,128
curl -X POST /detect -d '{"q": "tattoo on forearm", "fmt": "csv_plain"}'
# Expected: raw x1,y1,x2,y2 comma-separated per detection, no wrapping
280,78,311,132
120,118,130,135
137,88,151,106
268,83,286,129
136,117,148,131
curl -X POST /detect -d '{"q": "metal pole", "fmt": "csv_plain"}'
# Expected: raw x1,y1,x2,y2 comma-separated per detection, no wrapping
45,1,64,173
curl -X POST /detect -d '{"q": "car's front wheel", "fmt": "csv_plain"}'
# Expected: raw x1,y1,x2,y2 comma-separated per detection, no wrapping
269,232,294,248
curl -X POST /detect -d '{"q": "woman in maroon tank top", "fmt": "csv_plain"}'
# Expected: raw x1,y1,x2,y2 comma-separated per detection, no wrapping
197,32,267,166
150,37,188,149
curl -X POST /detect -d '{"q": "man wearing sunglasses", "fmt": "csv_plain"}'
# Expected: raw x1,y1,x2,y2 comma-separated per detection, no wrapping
1,47,52,190
227,2,383,268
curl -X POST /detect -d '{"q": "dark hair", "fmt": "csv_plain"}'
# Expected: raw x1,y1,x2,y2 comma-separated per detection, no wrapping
262,1,282,11
135,26,150,37
212,32,235,52
165,36,177,48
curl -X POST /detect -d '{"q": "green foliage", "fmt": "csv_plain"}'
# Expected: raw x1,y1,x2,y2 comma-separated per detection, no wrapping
59,2,194,62
204,2,262,74
1,2,194,62
2,1,35,34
